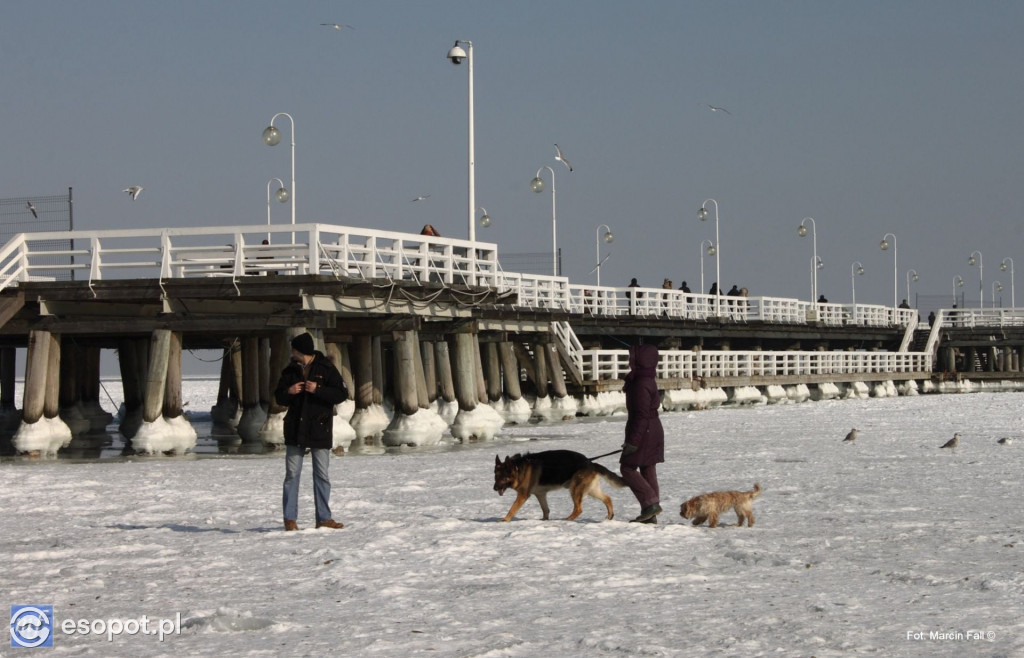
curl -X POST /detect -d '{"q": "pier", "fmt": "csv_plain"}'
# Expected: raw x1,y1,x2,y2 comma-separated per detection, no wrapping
2,223,1022,455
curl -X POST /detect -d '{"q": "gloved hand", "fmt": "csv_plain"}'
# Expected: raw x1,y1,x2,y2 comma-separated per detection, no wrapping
621,442,638,456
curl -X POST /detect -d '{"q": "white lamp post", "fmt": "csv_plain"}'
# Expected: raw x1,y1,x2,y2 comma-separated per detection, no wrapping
797,217,818,303
1000,257,1015,307
698,199,721,316
262,113,295,242
905,269,919,307
594,224,613,286
968,250,984,309
531,166,558,276
265,178,288,242
953,275,964,306
699,239,713,297
879,233,898,310
850,261,864,306
992,281,1003,308
446,40,475,243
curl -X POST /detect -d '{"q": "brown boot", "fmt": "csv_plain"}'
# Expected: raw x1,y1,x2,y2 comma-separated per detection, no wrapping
284,520,299,531
315,519,344,529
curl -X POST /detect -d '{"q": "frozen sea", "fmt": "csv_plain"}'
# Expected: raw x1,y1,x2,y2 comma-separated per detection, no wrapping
1,380,1022,657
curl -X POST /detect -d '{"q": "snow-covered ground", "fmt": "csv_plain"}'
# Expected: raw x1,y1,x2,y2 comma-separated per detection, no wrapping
2,382,1022,656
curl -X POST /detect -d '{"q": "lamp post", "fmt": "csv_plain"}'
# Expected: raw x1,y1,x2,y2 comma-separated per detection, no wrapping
953,275,964,307
262,113,295,242
905,269,919,307
797,217,818,303
699,239,714,297
1000,257,1015,307
446,40,475,242
879,233,898,309
531,166,558,276
850,261,864,306
594,224,613,286
992,281,1003,308
968,250,984,308
698,199,721,316
265,178,289,242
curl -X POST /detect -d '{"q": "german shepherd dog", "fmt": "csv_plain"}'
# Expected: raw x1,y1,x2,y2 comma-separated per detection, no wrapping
493,450,628,522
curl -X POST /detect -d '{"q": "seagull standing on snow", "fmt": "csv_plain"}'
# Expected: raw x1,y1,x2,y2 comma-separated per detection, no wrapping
26,201,38,218
842,428,858,442
124,186,143,200
940,433,960,450
554,144,573,172
997,437,1012,445
410,194,430,202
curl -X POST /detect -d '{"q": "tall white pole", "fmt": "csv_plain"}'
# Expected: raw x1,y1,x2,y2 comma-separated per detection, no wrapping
700,239,712,298
466,41,475,244
595,224,612,286
969,250,984,309
850,261,863,307
700,199,721,316
1001,257,1014,308
881,233,897,310
266,178,285,243
533,166,557,276
264,112,295,243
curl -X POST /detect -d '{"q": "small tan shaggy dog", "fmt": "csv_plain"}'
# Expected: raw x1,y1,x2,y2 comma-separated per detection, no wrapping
680,483,762,528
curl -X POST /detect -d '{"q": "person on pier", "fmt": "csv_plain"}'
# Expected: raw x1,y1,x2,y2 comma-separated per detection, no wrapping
275,332,349,531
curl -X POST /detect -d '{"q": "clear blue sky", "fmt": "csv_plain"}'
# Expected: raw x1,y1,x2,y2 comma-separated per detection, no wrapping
3,1,1023,310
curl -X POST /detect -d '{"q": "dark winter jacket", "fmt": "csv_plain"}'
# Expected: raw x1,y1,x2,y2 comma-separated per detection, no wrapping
274,351,349,450
620,344,665,467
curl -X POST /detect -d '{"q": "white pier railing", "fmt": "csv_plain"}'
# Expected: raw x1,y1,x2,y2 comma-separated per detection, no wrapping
1,222,1018,335
583,349,932,382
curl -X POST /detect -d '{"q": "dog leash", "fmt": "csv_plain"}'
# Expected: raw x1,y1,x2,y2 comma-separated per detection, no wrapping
588,449,623,461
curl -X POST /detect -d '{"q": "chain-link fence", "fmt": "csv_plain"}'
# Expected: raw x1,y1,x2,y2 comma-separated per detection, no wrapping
0,188,73,280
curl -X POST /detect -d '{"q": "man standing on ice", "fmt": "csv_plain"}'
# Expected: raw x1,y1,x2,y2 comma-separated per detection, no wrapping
275,332,349,531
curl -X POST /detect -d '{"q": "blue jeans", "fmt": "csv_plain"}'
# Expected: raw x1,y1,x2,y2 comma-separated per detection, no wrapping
283,445,333,524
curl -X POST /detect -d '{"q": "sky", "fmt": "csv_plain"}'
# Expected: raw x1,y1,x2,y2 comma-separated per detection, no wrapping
2,380,1022,656
2,1,1024,309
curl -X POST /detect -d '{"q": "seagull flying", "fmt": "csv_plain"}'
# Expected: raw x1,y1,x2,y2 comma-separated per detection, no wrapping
124,185,143,200
26,201,38,219
842,428,858,442
940,432,960,450
321,23,353,30
706,104,732,115
410,194,430,202
554,144,573,172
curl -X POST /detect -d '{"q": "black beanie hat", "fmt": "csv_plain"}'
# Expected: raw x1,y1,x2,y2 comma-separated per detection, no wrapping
291,332,316,356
